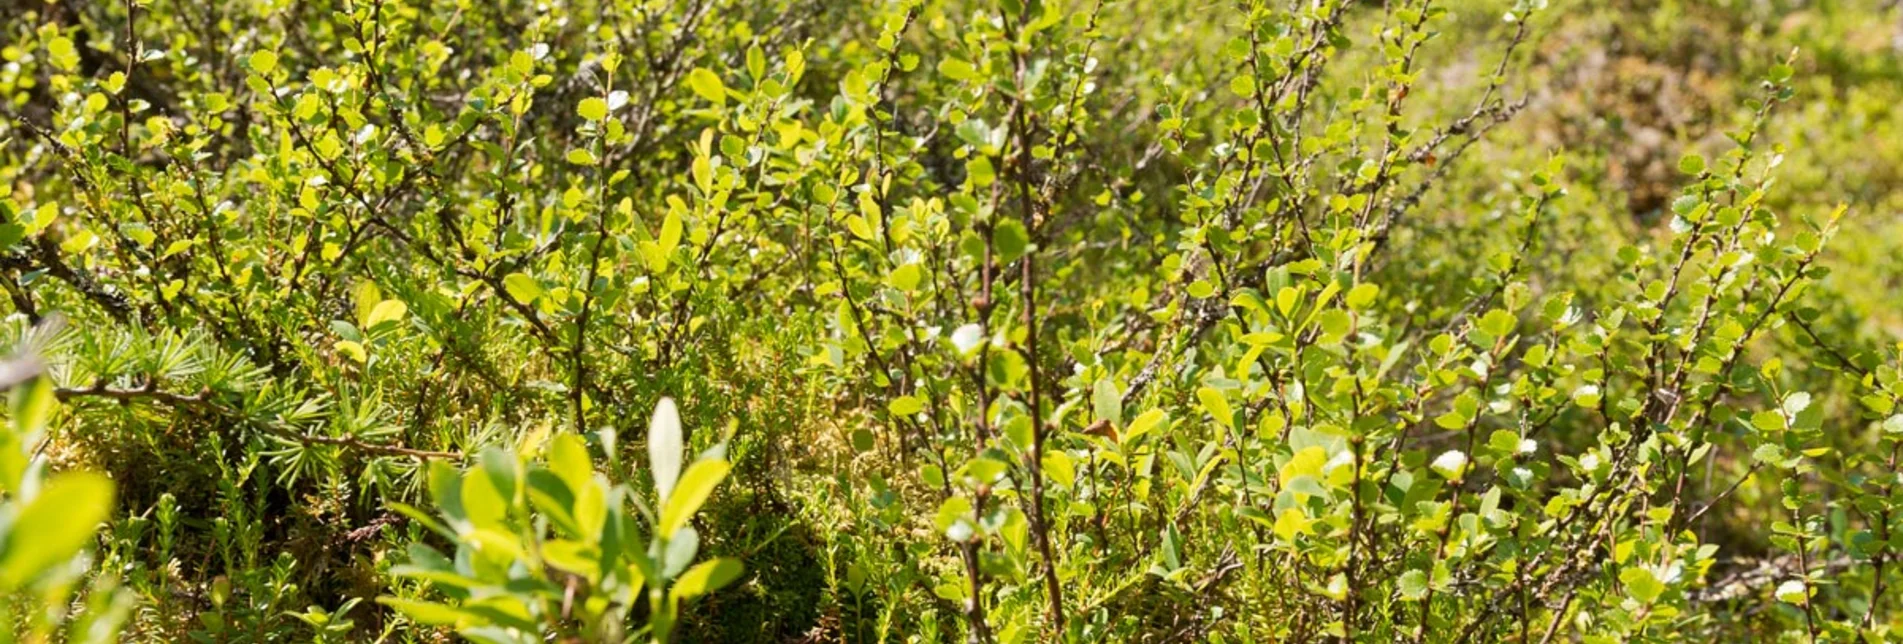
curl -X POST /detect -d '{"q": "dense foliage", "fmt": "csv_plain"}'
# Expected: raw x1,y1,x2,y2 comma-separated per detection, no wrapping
5,0,1903,641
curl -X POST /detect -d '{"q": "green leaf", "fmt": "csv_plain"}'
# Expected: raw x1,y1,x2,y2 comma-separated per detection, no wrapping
335,340,368,363
525,470,581,536
363,299,408,329
845,216,876,241
543,539,601,580
1092,378,1122,426
426,460,467,525
1345,283,1379,310
663,527,700,577
1621,566,1663,604
658,459,731,537
0,223,24,249
160,239,196,259
1279,447,1329,487
656,209,684,269
1316,309,1351,339
548,433,592,492
888,395,924,416
8,374,56,438
1044,450,1075,488
937,58,979,81
993,219,1030,264
686,68,728,105
47,37,80,72
577,97,609,121
1398,570,1429,600
1751,410,1786,432
460,467,507,529
965,157,996,187
477,446,521,503
649,397,684,505
887,263,922,292
249,50,279,75
1478,309,1516,338
746,44,766,80
673,558,744,600
375,597,464,626
935,496,974,540
0,472,115,588
1122,409,1167,444
502,273,543,303
27,203,58,235
566,148,598,166
1752,443,1788,466
314,132,344,160
1678,153,1706,175
1487,430,1523,457
1198,387,1234,430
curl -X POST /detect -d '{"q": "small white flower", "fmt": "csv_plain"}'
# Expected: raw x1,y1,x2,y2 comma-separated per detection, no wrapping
1775,580,1809,605
946,520,974,543
1518,439,1538,455
1655,562,1683,584
1431,450,1469,479
1325,450,1355,475
950,324,984,355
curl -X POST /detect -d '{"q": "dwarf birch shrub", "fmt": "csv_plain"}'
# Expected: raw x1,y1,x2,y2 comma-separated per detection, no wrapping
4,0,1903,641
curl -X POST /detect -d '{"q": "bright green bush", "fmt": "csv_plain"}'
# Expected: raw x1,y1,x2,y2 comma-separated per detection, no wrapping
379,398,740,642
5,0,1903,641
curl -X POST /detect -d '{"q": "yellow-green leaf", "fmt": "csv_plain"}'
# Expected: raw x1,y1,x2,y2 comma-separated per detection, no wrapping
658,459,730,537
250,50,279,75
335,340,367,363
0,473,115,588
577,97,609,121
1122,409,1166,445
1198,387,1234,430
1279,446,1328,488
363,299,408,329
502,273,543,303
47,38,80,72
672,557,743,599
887,263,922,292
375,597,464,626
686,68,727,105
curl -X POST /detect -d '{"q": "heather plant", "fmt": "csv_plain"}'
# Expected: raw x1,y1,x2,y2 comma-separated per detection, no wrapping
4,0,1903,641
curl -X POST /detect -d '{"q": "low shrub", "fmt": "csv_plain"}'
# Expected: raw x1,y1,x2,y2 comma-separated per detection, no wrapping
4,0,1903,641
